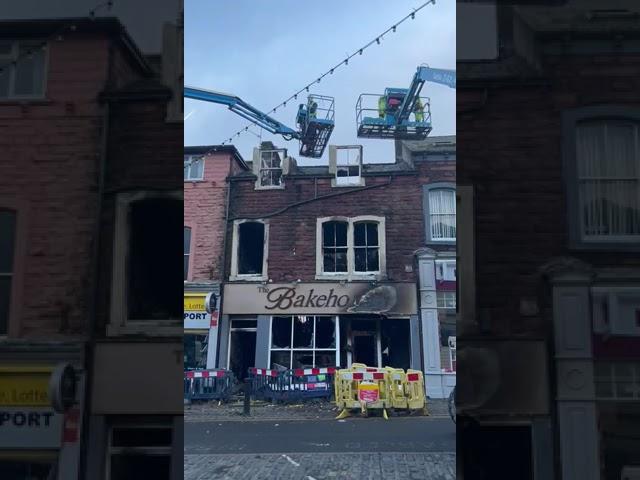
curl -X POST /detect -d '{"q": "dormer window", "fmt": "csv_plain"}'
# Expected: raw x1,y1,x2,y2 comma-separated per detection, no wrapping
329,145,364,187
253,147,287,189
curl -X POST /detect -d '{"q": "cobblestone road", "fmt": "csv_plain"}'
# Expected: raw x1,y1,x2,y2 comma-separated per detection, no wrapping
184,452,455,480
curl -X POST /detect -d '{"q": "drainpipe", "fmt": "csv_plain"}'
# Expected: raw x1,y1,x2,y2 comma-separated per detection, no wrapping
78,98,109,478
214,173,232,368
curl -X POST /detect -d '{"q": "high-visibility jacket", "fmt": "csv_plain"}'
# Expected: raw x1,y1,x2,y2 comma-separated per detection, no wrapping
378,96,386,118
414,98,424,122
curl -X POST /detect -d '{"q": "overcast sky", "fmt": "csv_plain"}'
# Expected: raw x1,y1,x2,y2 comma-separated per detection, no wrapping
185,0,455,165
0,0,180,53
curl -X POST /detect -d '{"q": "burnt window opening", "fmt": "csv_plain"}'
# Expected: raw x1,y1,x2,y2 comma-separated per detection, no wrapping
128,198,183,320
354,222,379,272
322,221,348,272
0,209,16,335
237,222,265,275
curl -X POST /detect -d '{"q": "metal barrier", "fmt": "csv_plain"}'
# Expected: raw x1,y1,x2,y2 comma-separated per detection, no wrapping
248,367,337,403
184,369,236,403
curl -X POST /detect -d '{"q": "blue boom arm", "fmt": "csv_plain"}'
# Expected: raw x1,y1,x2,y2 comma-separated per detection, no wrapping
397,66,456,122
184,86,300,139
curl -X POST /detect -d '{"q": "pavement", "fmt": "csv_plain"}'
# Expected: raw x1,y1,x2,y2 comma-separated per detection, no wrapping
185,409,455,479
185,398,450,422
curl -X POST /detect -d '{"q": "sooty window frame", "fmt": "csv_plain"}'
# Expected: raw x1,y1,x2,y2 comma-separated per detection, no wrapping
230,219,269,281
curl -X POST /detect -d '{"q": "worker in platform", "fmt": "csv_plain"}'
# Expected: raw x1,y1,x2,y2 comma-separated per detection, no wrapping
296,103,307,131
414,97,424,122
308,100,318,120
378,96,386,118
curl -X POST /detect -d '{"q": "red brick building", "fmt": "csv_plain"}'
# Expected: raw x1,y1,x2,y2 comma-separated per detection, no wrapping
0,17,182,479
183,145,247,369
217,139,455,391
457,3,640,479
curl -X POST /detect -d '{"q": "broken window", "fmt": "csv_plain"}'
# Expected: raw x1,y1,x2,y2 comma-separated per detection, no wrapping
0,209,16,335
319,217,384,276
237,222,265,275
259,150,283,187
322,221,348,272
335,147,362,186
353,222,379,272
128,198,183,320
183,227,191,280
270,316,337,369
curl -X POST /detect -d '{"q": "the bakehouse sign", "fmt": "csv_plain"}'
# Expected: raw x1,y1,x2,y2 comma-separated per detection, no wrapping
223,282,417,315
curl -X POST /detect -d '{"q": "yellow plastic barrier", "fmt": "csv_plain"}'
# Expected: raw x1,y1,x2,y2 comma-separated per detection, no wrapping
386,368,408,409
334,368,390,419
405,369,428,414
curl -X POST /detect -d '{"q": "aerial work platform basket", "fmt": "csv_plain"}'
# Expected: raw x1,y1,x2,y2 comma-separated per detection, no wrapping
356,90,432,140
296,94,335,158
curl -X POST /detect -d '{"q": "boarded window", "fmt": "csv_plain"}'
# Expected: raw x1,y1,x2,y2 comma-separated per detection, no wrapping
237,222,265,275
128,198,183,320
322,221,348,272
0,210,16,335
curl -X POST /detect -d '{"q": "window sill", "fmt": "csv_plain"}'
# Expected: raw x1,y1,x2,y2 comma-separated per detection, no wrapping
106,322,183,337
254,185,285,191
315,272,386,282
570,238,640,252
229,275,267,282
184,179,205,183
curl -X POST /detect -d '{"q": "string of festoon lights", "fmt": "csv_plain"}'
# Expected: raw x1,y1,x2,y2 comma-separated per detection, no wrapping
0,2,115,80
209,0,436,150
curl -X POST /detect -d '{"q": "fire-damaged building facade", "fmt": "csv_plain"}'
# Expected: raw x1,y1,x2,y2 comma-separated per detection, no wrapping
215,139,456,392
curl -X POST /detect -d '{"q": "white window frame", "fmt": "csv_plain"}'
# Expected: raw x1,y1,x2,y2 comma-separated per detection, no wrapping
0,39,48,100
563,106,640,251
435,259,457,281
315,216,386,280
108,190,183,336
576,120,640,243
437,291,457,310
330,145,364,187
423,183,456,245
183,155,204,181
230,219,269,281
267,315,340,369
255,149,285,189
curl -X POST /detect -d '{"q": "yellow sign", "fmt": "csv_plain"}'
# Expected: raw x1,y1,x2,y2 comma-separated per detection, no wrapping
184,295,205,312
0,367,52,406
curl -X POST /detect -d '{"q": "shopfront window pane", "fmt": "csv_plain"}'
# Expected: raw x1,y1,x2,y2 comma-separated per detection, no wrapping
270,350,291,370
271,316,292,348
314,351,336,368
614,363,635,398
0,461,56,480
293,316,313,348
292,351,314,369
315,317,336,348
112,427,172,447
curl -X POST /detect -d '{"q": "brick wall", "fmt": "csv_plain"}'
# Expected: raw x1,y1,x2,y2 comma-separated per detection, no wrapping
0,35,113,338
225,172,425,283
458,52,640,336
184,152,232,282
